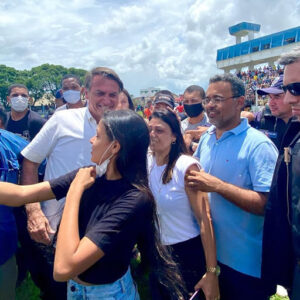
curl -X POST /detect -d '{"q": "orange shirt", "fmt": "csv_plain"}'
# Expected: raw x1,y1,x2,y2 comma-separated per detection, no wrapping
144,107,152,119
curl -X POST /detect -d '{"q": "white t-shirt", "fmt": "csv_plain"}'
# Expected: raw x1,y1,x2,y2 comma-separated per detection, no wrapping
21,107,97,232
55,104,67,112
148,154,201,245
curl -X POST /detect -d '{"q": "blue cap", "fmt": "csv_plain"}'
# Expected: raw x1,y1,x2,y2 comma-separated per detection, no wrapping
257,75,284,95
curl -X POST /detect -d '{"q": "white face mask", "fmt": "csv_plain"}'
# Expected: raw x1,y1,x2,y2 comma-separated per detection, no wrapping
95,142,114,177
10,96,29,112
63,90,81,104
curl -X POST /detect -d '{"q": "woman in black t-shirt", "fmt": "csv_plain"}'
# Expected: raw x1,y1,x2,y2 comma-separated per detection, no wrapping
0,110,184,299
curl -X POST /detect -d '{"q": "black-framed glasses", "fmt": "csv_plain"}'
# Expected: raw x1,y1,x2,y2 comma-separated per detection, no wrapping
202,96,240,105
282,82,300,96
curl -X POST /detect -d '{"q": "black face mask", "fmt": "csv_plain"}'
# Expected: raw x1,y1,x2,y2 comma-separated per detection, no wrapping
184,102,204,118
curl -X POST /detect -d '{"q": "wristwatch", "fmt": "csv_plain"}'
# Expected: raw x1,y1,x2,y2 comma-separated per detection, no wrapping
206,265,221,276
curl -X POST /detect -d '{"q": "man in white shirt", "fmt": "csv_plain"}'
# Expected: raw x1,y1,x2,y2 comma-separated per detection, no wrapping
20,67,123,300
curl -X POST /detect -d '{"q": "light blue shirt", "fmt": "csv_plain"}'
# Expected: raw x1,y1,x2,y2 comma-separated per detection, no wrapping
194,118,278,278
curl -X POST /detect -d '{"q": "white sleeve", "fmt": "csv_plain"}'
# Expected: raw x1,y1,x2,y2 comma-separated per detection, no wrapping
21,113,60,163
178,155,201,173
174,155,201,186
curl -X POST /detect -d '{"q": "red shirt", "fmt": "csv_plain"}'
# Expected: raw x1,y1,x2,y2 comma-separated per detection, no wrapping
144,107,152,119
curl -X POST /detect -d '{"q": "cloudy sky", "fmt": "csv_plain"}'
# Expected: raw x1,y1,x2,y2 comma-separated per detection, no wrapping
0,0,299,96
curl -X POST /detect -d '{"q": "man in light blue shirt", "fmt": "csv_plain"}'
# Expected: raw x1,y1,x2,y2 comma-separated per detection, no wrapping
186,74,278,300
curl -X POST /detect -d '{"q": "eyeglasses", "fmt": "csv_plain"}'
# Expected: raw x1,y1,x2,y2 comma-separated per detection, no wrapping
202,96,239,105
282,82,300,96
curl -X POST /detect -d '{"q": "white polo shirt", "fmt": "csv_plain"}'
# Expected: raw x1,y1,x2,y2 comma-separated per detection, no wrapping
21,107,98,232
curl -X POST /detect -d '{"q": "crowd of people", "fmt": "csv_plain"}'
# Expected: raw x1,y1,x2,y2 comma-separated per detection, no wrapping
0,47,299,300
236,65,284,105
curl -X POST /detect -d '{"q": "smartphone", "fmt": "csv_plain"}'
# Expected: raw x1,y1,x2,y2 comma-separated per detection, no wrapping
189,290,199,300
188,289,206,300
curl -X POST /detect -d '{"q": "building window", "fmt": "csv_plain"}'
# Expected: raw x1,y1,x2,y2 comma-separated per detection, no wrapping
285,37,295,44
262,43,270,50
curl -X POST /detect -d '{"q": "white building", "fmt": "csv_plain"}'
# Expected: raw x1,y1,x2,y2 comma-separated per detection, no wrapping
140,87,160,98
217,23,300,72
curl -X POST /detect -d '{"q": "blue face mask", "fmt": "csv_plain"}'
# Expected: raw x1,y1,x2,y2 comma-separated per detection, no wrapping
62,90,81,104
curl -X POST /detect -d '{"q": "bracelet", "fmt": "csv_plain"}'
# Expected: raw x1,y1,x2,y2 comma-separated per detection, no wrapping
206,265,221,276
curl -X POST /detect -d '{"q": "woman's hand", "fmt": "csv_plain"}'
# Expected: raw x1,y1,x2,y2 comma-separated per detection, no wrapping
194,272,220,300
71,167,96,191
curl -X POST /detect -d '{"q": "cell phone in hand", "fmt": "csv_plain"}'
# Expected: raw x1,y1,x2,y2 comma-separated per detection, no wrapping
189,289,205,300
189,290,199,300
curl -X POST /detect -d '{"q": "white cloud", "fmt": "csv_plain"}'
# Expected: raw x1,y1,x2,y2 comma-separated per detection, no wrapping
0,0,299,95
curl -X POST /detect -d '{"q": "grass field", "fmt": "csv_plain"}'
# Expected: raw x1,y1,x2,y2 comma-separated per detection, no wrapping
16,274,40,300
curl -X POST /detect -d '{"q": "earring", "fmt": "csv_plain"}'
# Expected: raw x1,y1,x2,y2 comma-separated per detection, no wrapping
172,141,176,145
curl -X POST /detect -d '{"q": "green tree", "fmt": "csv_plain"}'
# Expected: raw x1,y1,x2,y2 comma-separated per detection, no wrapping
0,65,19,108
0,64,88,108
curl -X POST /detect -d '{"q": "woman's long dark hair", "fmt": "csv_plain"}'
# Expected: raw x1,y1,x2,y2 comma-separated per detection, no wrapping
150,109,188,184
102,110,185,299
122,89,135,111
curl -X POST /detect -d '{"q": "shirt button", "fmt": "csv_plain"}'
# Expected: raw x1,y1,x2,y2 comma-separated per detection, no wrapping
70,285,76,292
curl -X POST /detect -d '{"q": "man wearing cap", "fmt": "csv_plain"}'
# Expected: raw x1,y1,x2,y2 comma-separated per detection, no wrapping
262,47,300,300
153,90,175,111
20,67,123,299
55,74,85,112
257,74,293,149
5,84,46,141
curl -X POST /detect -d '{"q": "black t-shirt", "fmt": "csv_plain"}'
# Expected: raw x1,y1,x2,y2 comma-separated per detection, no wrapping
50,171,154,284
258,115,290,150
261,120,300,290
6,110,46,141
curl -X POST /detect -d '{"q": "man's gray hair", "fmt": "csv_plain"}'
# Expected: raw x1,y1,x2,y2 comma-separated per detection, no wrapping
209,73,245,97
278,47,300,66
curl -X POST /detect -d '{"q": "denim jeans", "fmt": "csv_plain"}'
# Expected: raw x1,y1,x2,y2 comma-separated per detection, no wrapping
67,268,140,300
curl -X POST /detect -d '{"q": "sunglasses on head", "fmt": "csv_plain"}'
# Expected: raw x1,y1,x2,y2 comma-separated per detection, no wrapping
282,82,300,96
